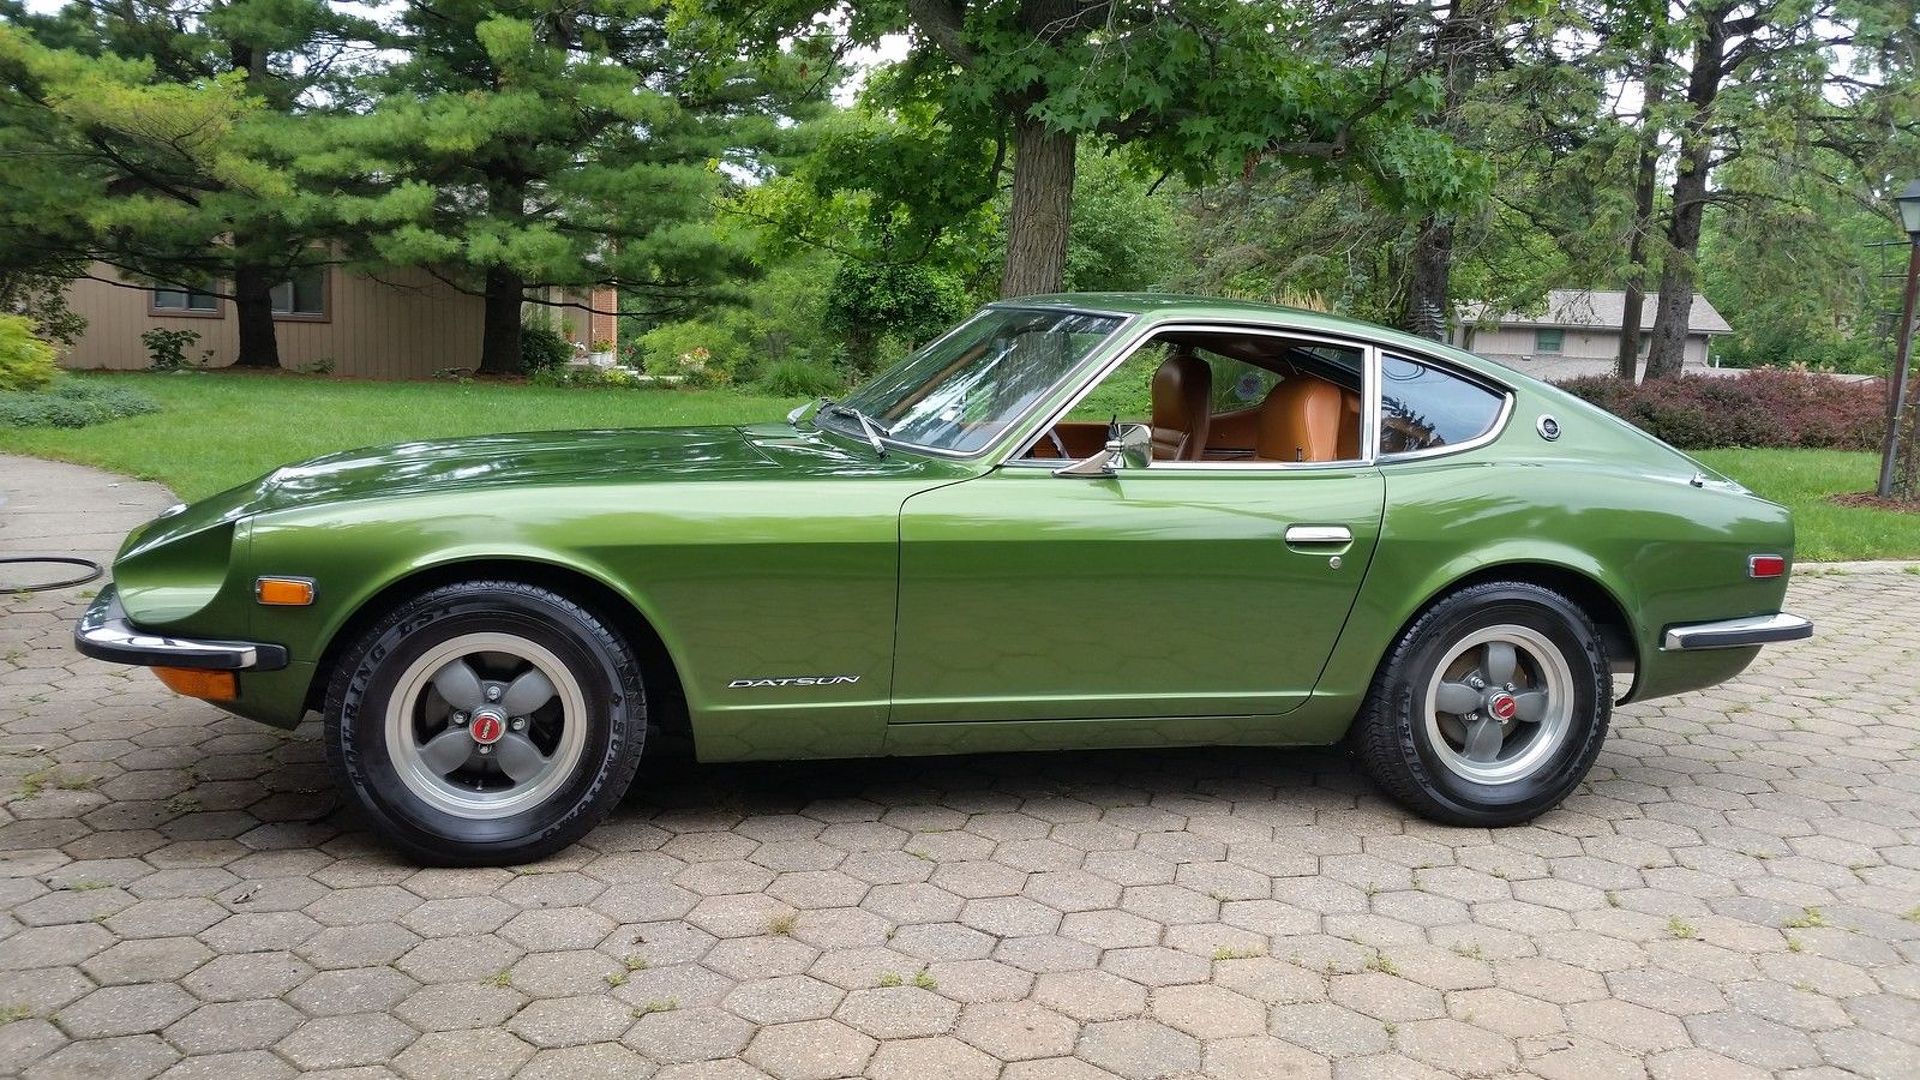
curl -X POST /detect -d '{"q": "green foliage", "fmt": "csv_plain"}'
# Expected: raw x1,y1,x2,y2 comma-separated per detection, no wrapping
140,327,203,372
0,314,57,391
823,260,971,374
1061,151,1179,293
0,378,159,428
760,359,843,398
520,318,573,375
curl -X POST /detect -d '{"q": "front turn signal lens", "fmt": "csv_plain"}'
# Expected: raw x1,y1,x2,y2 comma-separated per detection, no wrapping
256,577,315,606
1749,554,1787,579
152,667,237,701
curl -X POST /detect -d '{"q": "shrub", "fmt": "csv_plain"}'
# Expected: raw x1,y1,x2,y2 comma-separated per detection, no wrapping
761,359,843,398
141,327,203,371
520,317,573,374
0,379,160,428
1559,369,1884,451
0,314,58,391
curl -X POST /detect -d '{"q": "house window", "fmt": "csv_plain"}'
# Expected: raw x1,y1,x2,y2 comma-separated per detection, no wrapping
1637,336,1650,356
152,286,220,315
1533,328,1564,354
271,268,327,319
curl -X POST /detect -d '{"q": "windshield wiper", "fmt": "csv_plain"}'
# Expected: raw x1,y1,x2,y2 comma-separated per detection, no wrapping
822,402,889,458
786,397,831,428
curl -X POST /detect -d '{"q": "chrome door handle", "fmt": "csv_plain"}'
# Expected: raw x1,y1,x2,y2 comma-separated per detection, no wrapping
1285,525,1352,545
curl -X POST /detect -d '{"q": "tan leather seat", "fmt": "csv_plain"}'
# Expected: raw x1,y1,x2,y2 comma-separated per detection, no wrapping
1256,377,1347,462
1151,353,1211,460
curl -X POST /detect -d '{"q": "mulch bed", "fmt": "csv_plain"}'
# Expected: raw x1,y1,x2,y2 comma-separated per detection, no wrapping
1830,491,1920,513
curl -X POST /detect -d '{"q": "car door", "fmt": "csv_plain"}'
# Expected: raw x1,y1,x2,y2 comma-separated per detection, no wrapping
888,333,1388,726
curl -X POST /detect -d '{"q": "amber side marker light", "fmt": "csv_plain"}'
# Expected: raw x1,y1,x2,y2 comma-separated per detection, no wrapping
256,576,315,606
1749,555,1787,579
152,667,237,701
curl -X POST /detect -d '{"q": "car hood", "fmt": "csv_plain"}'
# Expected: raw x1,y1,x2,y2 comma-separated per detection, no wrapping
126,423,964,558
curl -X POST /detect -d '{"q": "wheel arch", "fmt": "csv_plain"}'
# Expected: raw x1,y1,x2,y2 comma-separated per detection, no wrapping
1391,559,1640,703
305,556,690,738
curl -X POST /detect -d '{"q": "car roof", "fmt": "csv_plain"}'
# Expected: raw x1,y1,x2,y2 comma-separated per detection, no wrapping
990,292,1525,389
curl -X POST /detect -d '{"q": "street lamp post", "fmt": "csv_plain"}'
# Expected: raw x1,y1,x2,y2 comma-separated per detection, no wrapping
1876,180,1920,499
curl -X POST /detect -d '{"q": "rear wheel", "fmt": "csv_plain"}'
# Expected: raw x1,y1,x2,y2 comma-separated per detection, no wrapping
324,580,646,865
1354,581,1609,827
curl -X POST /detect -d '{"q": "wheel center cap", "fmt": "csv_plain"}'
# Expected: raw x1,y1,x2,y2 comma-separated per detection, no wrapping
1487,693,1518,722
469,709,507,745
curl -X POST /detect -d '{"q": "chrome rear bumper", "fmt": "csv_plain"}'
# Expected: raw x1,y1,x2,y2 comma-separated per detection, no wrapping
1662,613,1813,651
74,585,285,671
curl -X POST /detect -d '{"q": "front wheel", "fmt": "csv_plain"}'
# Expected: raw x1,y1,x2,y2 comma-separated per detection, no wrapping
1354,582,1610,827
324,581,646,865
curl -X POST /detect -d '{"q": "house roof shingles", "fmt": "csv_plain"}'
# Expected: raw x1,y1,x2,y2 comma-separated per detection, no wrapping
1467,289,1733,336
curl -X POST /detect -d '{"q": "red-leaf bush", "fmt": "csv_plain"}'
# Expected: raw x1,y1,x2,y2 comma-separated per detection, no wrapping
1558,369,1885,451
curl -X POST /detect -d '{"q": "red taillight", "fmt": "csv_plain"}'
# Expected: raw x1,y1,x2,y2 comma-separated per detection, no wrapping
1749,554,1787,579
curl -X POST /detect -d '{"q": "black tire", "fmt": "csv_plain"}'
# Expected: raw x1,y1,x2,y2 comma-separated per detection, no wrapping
324,580,646,865
1353,581,1610,827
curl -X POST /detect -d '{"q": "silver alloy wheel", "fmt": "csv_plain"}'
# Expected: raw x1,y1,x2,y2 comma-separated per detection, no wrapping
385,632,589,819
1421,623,1574,785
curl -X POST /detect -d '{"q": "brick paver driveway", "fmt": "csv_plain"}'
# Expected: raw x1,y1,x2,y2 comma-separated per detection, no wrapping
3,456,1919,1080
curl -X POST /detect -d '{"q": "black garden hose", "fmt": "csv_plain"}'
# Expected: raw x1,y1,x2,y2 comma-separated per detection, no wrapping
0,556,104,592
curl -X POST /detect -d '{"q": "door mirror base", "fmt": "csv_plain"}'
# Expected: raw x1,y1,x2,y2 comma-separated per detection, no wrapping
1053,422,1153,477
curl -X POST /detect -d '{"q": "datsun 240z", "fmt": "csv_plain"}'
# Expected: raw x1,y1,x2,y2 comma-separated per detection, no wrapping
76,296,1813,864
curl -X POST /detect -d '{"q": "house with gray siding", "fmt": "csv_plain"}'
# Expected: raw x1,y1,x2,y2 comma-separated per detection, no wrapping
1454,289,1733,382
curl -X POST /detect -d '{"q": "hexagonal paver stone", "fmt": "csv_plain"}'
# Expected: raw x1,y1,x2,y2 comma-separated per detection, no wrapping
686,895,796,939
275,1013,417,1070
178,951,314,1002
1202,1035,1333,1080
1034,970,1149,1023
955,1000,1079,1060
960,898,1062,938
499,907,616,951
1100,947,1212,988
1076,1019,1202,1080
743,1019,877,1080
394,1028,535,1080
518,1042,657,1080
55,984,197,1038
703,935,819,981
835,986,959,1040
162,999,304,1055
1148,984,1266,1039
722,975,843,1025
0,924,114,970
395,935,522,983
287,965,417,1018
1684,1010,1821,1071
1213,957,1325,1007
395,981,528,1031
867,1036,1000,1080
1393,1018,1519,1075
864,883,966,925
22,1033,179,1080
1003,1058,1127,1080
155,1048,298,1080
624,1005,754,1063
1267,1002,1389,1058
1327,973,1443,1023
296,922,422,969
506,994,636,1048
79,936,211,985
404,896,518,938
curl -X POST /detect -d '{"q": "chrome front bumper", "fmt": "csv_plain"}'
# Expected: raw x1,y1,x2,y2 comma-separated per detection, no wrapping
73,585,286,671
1662,612,1813,651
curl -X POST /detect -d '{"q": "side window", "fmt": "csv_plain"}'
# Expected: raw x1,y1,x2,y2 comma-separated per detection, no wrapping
1379,355,1506,455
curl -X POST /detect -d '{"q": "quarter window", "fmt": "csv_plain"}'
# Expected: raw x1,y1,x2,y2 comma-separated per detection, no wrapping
152,286,219,313
1533,328,1564,353
271,267,327,318
1378,355,1506,455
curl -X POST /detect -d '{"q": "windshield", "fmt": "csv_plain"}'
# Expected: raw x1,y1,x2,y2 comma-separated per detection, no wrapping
825,306,1126,455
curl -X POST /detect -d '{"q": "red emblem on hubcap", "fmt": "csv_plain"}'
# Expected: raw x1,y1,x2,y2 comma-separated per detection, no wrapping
469,711,506,745
1488,694,1518,721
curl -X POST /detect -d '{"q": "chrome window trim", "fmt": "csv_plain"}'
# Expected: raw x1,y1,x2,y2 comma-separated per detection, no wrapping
816,304,1134,462
993,320,1381,471
1372,350,1516,465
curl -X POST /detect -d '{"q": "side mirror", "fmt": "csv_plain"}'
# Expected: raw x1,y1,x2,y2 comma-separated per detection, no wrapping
1053,422,1152,478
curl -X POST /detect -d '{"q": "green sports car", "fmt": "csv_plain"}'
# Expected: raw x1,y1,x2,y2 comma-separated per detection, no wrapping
76,295,1812,864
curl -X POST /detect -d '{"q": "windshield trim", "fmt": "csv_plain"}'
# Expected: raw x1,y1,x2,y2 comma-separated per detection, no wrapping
814,304,1137,461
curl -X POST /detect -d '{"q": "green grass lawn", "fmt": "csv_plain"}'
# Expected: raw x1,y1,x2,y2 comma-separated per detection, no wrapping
0,372,802,501
1693,447,1920,562
3,372,1916,562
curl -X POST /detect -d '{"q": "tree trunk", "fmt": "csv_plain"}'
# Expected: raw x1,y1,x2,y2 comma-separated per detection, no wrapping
229,263,281,369
479,267,524,375
1403,217,1455,339
1615,44,1667,382
1645,13,1725,380
1000,116,1076,297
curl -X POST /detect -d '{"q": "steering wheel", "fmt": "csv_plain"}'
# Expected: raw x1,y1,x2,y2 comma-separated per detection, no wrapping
1046,429,1071,460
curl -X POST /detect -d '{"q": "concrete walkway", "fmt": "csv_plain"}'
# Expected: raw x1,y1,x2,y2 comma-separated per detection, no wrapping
3,453,1919,1080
